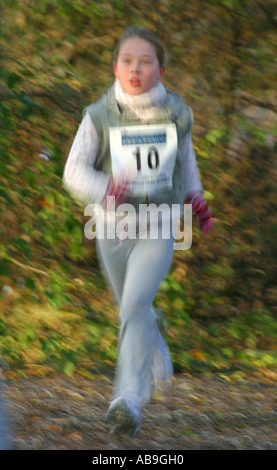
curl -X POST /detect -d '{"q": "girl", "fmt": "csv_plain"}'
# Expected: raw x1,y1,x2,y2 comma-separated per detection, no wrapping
63,26,214,436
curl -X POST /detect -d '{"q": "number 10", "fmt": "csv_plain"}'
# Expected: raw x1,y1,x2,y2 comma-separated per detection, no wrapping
133,146,160,172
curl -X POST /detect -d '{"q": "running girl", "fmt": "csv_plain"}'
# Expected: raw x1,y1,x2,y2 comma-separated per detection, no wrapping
63,26,214,436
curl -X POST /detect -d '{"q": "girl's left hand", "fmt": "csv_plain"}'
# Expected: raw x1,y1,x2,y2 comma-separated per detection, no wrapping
198,211,214,233
187,192,214,234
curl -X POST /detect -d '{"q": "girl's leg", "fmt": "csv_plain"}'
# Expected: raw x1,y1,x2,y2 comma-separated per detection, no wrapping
96,237,132,305
114,236,174,405
97,235,174,433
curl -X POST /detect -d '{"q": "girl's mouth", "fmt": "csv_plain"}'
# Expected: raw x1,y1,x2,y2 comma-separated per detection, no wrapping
130,78,141,87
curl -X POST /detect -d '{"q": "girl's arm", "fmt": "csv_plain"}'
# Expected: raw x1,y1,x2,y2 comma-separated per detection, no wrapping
181,132,214,233
181,131,203,197
63,112,110,204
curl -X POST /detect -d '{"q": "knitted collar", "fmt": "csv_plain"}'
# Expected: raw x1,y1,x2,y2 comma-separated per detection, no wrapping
114,78,167,119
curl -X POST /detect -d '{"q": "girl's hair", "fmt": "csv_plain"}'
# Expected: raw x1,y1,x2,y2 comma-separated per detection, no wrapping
113,26,166,67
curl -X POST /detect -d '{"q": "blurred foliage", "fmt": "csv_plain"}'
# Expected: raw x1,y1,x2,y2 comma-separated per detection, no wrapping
0,0,277,380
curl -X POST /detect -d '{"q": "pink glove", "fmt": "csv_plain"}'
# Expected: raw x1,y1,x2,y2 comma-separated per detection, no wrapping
102,178,129,208
187,192,214,233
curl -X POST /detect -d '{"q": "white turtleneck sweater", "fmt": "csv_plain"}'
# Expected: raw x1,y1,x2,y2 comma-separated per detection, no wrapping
63,80,203,204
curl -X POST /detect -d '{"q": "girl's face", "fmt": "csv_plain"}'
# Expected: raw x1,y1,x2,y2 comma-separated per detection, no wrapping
113,36,165,95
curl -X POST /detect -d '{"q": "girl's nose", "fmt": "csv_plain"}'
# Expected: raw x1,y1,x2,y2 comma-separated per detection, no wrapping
131,61,140,74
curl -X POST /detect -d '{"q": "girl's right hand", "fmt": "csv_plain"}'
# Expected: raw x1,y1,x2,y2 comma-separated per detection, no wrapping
102,178,129,208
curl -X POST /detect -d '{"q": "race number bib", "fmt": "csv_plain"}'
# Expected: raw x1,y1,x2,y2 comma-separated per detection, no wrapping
109,124,178,196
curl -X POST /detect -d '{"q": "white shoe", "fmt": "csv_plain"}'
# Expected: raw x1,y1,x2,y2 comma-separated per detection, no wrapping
106,396,141,436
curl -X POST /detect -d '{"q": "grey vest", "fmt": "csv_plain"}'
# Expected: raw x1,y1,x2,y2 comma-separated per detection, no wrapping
85,85,193,209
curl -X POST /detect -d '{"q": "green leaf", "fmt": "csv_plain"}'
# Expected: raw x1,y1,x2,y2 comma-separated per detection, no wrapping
61,359,76,376
7,72,22,90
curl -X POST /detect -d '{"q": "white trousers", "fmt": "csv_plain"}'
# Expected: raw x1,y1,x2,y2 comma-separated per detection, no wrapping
97,234,175,406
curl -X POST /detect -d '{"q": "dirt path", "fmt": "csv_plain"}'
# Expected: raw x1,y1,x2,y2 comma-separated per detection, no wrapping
2,372,277,450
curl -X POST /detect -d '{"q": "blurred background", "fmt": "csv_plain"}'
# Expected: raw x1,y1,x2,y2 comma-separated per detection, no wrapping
0,0,276,384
